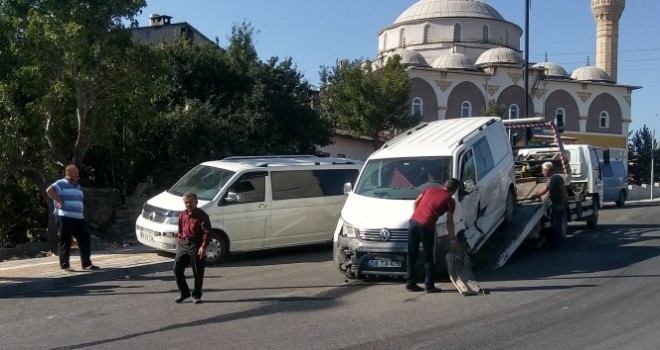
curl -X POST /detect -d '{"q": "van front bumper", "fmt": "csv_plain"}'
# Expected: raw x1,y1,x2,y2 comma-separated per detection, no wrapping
135,216,178,252
336,235,409,277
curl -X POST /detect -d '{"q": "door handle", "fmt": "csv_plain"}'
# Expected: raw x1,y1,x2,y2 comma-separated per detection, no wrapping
259,203,267,209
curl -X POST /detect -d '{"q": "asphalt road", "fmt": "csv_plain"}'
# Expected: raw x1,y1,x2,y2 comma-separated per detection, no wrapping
1,202,659,350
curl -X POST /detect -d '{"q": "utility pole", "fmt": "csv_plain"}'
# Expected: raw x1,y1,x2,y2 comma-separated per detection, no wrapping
652,126,656,201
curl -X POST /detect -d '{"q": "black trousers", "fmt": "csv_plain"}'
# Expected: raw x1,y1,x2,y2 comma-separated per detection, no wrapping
406,220,436,288
173,239,206,299
57,216,92,269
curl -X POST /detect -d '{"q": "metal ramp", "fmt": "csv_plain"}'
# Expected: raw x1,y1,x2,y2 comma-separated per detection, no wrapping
446,245,482,296
469,200,550,270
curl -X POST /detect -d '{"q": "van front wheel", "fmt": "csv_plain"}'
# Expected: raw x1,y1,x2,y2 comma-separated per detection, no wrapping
615,190,626,207
205,231,229,265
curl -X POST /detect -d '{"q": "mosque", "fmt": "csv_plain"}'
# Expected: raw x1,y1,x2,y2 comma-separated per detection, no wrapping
322,0,637,163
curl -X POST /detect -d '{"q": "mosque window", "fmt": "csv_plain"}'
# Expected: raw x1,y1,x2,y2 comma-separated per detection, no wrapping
412,97,423,116
461,101,472,118
505,30,509,46
383,34,388,50
482,25,489,43
424,25,431,44
453,23,461,42
555,108,565,127
400,28,406,47
509,104,519,119
599,111,609,128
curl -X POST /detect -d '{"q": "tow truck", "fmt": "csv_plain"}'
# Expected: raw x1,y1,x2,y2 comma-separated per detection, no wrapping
449,118,600,295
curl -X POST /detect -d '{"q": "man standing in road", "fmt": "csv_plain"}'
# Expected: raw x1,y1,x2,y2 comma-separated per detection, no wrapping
532,162,568,249
406,178,460,293
46,164,100,271
174,192,211,304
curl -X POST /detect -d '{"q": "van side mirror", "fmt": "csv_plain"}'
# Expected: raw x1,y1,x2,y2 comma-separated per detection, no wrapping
224,191,238,204
343,182,353,196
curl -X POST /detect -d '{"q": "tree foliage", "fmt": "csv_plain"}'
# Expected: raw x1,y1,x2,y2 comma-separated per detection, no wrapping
628,125,659,185
318,56,416,147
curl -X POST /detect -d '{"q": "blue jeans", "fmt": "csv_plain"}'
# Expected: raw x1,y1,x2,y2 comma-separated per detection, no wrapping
406,220,436,288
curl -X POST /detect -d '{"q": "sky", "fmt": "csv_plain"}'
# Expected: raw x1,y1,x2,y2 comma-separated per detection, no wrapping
137,0,660,134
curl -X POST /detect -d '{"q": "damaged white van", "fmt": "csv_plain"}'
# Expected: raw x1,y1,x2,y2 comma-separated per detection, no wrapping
136,155,363,264
333,117,516,279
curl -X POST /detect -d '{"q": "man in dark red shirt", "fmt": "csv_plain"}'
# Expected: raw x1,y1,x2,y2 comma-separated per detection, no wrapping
406,178,460,293
174,192,212,304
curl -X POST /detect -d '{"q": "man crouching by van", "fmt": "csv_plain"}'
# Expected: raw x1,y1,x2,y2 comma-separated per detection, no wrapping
406,178,460,293
174,192,211,304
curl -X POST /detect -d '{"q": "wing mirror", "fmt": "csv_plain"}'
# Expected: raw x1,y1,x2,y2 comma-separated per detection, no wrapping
343,182,353,196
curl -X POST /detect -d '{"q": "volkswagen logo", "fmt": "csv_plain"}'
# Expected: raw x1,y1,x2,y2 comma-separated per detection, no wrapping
379,228,391,241
149,212,156,221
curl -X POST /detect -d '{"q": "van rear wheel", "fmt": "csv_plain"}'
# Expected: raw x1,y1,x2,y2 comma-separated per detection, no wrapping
205,232,229,265
504,188,516,225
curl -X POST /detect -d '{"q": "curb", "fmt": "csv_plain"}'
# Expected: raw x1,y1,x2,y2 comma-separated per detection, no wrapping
0,260,173,298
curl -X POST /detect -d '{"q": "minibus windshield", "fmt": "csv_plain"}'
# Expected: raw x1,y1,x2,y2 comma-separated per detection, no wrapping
168,165,235,201
354,157,452,200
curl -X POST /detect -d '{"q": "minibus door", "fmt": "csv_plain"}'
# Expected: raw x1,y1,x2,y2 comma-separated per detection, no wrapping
220,171,269,251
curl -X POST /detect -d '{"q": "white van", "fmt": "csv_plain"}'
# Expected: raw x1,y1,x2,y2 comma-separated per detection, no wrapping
334,117,516,279
136,155,363,264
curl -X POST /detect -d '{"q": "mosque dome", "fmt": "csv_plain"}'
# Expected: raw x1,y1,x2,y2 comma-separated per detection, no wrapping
475,47,523,66
570,65,614,83
395,0,505,24
532,61,569,79
389,48,429,67
431,52,476,70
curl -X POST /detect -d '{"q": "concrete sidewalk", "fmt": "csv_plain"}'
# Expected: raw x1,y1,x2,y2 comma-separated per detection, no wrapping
0,246,173,298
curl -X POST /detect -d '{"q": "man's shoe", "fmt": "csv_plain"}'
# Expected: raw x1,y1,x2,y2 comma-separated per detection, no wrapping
425,286,442,293
83,264,100,271
175,294,191,303
405,284,424,292
61,265,74,272
193,298,202,304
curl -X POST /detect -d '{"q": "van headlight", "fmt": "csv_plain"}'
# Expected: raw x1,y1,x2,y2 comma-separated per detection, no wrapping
165,214,180,225
343,223,358,238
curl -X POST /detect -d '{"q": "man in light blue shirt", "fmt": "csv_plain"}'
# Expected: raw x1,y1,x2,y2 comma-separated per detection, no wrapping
46,164,100,271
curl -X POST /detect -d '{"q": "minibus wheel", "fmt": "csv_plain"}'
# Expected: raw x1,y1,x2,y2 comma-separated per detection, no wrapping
205,231,229,264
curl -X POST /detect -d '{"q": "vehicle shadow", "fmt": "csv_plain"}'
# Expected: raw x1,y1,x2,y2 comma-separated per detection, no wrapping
208,242,333,268
476,222,660,284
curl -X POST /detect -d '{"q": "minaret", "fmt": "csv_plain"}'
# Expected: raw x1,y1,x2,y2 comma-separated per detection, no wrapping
591,0,625,82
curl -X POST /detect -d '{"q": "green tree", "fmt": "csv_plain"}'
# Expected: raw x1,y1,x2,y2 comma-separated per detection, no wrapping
628,125,659,185
0,0,146,250
319,56,416,148
483,99,507,117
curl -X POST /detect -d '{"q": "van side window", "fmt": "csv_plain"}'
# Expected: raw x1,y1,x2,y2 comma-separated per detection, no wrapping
602,165,613,178
474,137,494,178
272,169,359,200
228,172,266,203
461,150,476,184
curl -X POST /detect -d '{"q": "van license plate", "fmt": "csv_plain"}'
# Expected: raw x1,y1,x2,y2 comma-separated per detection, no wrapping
141,230,154,241
368,259,402,268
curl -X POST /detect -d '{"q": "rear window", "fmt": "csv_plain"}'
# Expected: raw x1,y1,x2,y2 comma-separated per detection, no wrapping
271,169,360,200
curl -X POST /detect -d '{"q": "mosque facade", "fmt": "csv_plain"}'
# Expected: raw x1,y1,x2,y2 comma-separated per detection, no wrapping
323,0,636,162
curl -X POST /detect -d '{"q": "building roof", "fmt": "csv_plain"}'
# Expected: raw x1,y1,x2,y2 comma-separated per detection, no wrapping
475,47,523,66
395,0,505,24
431,52,477,70
570,65,614,83
532,61,570,79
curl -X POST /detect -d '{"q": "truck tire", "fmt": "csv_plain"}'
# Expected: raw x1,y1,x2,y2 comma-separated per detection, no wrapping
615,190,627,207
205,231,229,265
586,205,598,229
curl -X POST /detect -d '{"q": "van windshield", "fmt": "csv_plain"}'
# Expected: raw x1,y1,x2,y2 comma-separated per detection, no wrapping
168,165,235,201
354,157,452,200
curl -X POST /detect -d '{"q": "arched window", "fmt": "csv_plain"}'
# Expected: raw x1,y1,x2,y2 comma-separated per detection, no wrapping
383,34,388,50
424,25,431,44
412,97,423,116
599,111,609,128
482,25,489,43
399,28,406,47
505,30,509,46
509,104,519,119
461,101,472,118
453,23,461,42
555,108,566,127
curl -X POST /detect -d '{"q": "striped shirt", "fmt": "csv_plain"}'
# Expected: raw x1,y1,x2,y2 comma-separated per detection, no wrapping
50,178,84,219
